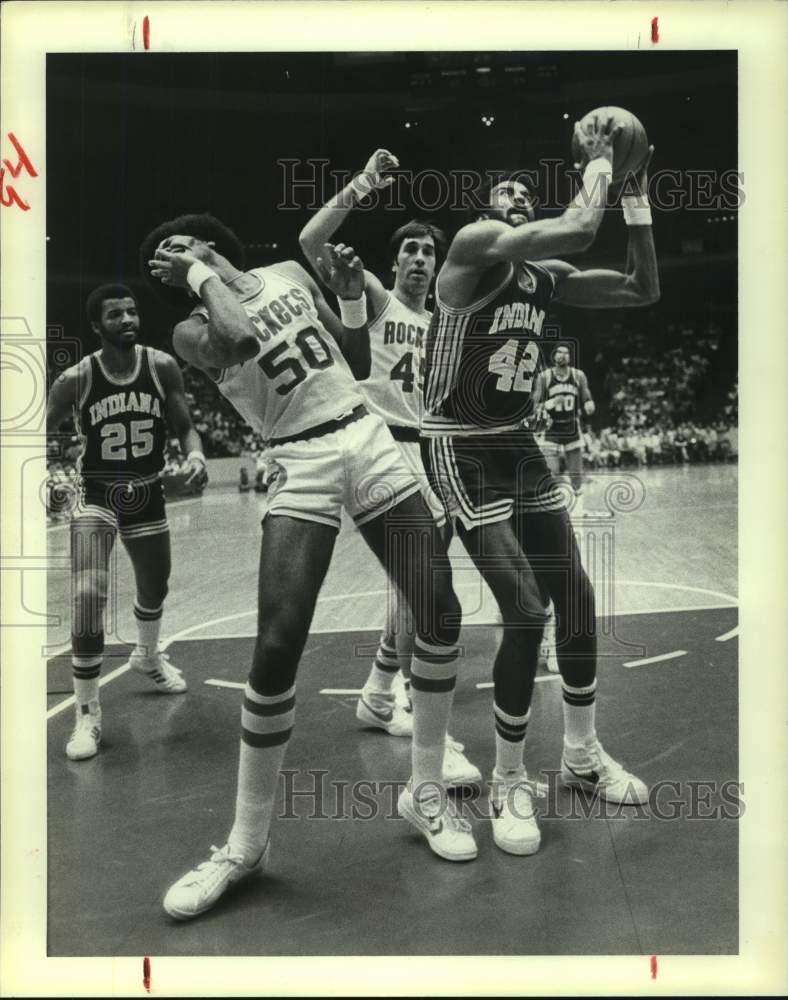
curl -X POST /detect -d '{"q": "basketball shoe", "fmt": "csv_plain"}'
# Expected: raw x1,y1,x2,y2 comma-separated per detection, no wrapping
356,690,412,736
128,649,187,694
398,781,477,861
65,701,102,761
561,738,648,804
489,768,545,855
163,841,270,920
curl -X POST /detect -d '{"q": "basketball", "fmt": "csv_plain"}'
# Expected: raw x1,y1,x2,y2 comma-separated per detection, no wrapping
571,106,649,185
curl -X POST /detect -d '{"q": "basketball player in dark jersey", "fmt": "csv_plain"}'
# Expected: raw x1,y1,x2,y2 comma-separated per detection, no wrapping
46,285,208,761
533,344,595,516
423,118,659,855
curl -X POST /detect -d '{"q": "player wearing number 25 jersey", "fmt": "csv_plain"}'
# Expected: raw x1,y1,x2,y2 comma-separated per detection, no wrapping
46,284,208,762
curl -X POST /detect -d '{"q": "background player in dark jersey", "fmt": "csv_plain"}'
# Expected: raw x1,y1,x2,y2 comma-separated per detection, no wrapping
46,284,208,760
532,344,595,517
299,148,480,789
423,117,659,855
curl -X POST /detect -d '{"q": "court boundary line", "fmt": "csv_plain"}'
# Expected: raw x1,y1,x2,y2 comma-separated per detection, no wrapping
45,582,738,720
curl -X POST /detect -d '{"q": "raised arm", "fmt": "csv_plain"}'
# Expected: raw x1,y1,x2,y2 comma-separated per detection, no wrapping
279,249,372,381
449,117,621,272
542,150,660,309
298,148,397,317
151,249,260,369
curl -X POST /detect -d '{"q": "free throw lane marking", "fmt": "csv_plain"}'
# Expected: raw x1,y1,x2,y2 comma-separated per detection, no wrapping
623,650,687,668
204,679,245,690
475,676,560,690
320,688,363,696
715,625,739,642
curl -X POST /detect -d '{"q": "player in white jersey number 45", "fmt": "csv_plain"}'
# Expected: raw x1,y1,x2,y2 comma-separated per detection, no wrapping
300,149,480,789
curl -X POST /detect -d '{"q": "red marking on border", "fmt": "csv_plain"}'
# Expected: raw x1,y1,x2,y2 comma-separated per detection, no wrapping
143,16,151,50
143,956,151,992
0,134,38,211
651,17,660,43
650,955,658,978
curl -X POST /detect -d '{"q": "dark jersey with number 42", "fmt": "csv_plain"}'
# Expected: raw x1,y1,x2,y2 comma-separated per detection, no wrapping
75,345,168,484
422,260,556,435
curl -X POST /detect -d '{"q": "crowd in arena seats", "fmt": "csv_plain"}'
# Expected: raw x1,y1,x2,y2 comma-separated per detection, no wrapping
45,325,738,521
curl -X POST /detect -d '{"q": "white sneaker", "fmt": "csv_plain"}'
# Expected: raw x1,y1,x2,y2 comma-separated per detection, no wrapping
561,738,649,804
356,691,413,737
489,768,544,856
128,649,187,694
398,782,478,861
65,702,102,760
163,842,269,920
443,736,482,787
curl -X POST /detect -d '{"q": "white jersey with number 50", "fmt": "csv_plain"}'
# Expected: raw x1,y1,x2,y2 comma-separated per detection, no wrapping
360,292,431,429
193,266,363,440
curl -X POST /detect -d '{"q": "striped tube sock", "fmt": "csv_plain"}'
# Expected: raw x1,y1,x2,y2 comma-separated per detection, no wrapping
72,654,102,707
364,634,400,694
494,704,531,775
228,681,295,866
409,638,458,794
562,679,597,749
134,601,163,657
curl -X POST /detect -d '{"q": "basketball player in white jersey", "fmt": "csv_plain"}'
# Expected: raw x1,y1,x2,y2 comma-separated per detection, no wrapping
141,213,475,920
299,149,480,787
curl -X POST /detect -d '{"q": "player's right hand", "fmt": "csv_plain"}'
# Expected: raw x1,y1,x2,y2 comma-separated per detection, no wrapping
361,149,399,189
572,115,622,170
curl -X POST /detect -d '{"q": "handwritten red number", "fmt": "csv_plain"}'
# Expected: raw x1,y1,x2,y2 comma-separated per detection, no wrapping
0,134,37,212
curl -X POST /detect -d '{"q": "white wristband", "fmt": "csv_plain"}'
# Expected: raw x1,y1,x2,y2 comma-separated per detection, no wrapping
186,450,206,466
338,296,367,329
622,196,653,226
186,261,218,297
349,173,375,200
573,156,613,209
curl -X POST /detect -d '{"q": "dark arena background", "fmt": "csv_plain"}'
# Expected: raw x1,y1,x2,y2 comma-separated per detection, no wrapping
45,51,738,956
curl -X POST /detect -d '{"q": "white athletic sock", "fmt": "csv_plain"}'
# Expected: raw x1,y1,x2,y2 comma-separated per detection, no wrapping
228,682,295,866
72,654,101,707
494,704,531,774
410,639,458,794
134,601,163,657
363,634,399,695
562,679,597,749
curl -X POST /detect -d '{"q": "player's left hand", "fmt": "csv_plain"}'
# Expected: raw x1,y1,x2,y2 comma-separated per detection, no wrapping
584,400,596,416
148,247,200,289
316,242,365,301
183,454,209,488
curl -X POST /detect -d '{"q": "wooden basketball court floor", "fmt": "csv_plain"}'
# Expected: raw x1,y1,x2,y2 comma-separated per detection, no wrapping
45,464,738,956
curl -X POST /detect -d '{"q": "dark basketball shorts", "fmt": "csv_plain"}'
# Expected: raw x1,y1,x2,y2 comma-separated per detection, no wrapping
72,473,168,540
423,429,568,530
